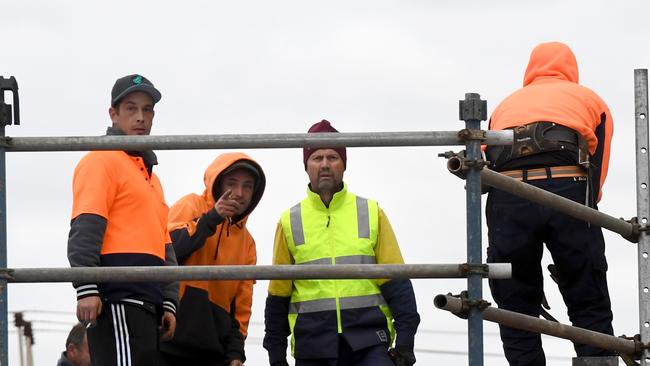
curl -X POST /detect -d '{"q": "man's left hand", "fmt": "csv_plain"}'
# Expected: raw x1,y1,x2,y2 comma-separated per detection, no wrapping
159,311,176,341
228,360,243,366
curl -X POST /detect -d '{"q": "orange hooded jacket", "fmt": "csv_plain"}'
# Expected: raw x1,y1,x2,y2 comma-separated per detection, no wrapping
161,152,265,360
489,42,613,202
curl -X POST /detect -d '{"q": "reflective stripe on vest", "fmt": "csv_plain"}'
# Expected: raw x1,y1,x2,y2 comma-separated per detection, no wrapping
290,203,305,245
289,293,387,314
298,255,376,266
356,196,370,238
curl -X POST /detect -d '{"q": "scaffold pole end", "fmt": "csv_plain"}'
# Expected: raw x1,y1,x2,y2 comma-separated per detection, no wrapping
436,291,491,320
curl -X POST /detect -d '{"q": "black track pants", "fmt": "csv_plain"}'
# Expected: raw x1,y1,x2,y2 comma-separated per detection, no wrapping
87,302,159,366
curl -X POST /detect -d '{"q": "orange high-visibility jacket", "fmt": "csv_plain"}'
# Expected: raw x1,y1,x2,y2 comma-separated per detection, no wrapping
163,153,265,358
489,42,613,202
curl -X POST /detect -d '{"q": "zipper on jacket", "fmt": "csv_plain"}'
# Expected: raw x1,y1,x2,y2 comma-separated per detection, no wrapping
328,209,343,333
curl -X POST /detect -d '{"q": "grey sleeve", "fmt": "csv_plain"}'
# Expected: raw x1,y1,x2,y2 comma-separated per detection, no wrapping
67,213,106,298
162,243,179,314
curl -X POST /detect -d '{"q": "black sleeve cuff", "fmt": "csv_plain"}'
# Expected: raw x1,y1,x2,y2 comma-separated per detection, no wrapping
264,295,291,363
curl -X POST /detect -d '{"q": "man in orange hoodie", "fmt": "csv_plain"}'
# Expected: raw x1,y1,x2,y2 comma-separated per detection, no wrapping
486,42,616,365
158,152,266,366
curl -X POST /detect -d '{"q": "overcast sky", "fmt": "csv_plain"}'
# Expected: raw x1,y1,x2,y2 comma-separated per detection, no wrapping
2,0,650,365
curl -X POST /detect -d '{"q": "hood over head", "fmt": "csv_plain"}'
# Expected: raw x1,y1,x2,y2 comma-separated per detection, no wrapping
202,152,266,223
523,42,579,86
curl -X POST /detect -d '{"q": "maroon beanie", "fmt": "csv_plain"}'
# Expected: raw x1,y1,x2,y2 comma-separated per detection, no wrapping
303,120,347,169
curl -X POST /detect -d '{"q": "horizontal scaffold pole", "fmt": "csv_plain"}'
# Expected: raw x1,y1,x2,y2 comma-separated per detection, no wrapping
1,264,511,283
434,294,637,356
0,130,513,152
446,157,636,240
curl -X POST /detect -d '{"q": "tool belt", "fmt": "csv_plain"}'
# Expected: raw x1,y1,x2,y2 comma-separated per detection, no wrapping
486,122,590,172
499,165,587,182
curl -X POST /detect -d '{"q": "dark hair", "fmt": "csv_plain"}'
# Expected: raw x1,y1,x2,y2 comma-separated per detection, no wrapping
65,323,86,348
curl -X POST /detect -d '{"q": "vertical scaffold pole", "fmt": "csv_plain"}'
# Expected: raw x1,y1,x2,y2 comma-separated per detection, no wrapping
0,91,8,366
459,93,487,366
635,69,650,366
0,124,6,366
0,76,18,366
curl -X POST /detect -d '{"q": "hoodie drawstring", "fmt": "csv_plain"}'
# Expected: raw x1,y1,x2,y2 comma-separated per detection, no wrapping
214,222,226,261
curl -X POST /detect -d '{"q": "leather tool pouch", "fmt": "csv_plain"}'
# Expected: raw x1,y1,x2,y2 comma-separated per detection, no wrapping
486,122,589,171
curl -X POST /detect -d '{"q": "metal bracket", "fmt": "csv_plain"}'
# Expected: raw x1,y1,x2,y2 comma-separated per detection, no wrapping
622,217,646,243
439,150,490,180
0,268,14,281
457,128,487,142
447,291,491,319
0,136,13,149
0,76,20,126
617,333,650,365
464,158,489,169
458,93,487,123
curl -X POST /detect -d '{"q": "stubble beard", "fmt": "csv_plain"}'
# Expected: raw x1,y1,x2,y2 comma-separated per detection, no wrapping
317,180,336,195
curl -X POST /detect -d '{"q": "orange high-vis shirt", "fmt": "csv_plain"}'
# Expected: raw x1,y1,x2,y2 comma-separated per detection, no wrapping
71,151,170,259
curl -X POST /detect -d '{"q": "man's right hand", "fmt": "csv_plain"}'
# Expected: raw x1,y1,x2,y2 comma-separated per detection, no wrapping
214,189,241,220
77,296,102,325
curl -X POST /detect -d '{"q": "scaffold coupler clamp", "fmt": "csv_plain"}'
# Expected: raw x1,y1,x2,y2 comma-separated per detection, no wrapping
622,216,645,243
0,268,14,281
439,149,490,180
0,76,20,126
617,333,645,365
0,136,12,149
447,291,491,320
460,263,489,277
457,128,487,143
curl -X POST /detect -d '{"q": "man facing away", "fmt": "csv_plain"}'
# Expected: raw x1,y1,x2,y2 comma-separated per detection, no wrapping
486,42,616,365
57,323,91,366
263,120,420,366
67,74,178,366
159,152,266,366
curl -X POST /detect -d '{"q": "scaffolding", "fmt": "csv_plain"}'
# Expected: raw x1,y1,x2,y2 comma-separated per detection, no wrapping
0,70,647,365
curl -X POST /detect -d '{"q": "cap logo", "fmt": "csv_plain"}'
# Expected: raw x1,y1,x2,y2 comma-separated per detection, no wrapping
132,75,143,85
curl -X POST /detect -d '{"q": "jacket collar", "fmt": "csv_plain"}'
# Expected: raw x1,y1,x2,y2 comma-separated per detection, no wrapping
106,126,158,170
306,182,348,210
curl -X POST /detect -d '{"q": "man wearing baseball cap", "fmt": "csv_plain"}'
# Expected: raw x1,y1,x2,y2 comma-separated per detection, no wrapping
263,120,420,366
68,74,178,366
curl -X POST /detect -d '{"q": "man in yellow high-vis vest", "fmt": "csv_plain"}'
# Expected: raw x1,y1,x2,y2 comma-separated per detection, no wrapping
263,120,420,366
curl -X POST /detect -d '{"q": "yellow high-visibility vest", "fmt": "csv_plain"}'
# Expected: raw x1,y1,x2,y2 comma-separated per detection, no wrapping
280,184,395,353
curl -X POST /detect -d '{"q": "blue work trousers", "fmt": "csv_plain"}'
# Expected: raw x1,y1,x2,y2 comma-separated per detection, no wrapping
295,336,393,366
486,178,615,366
